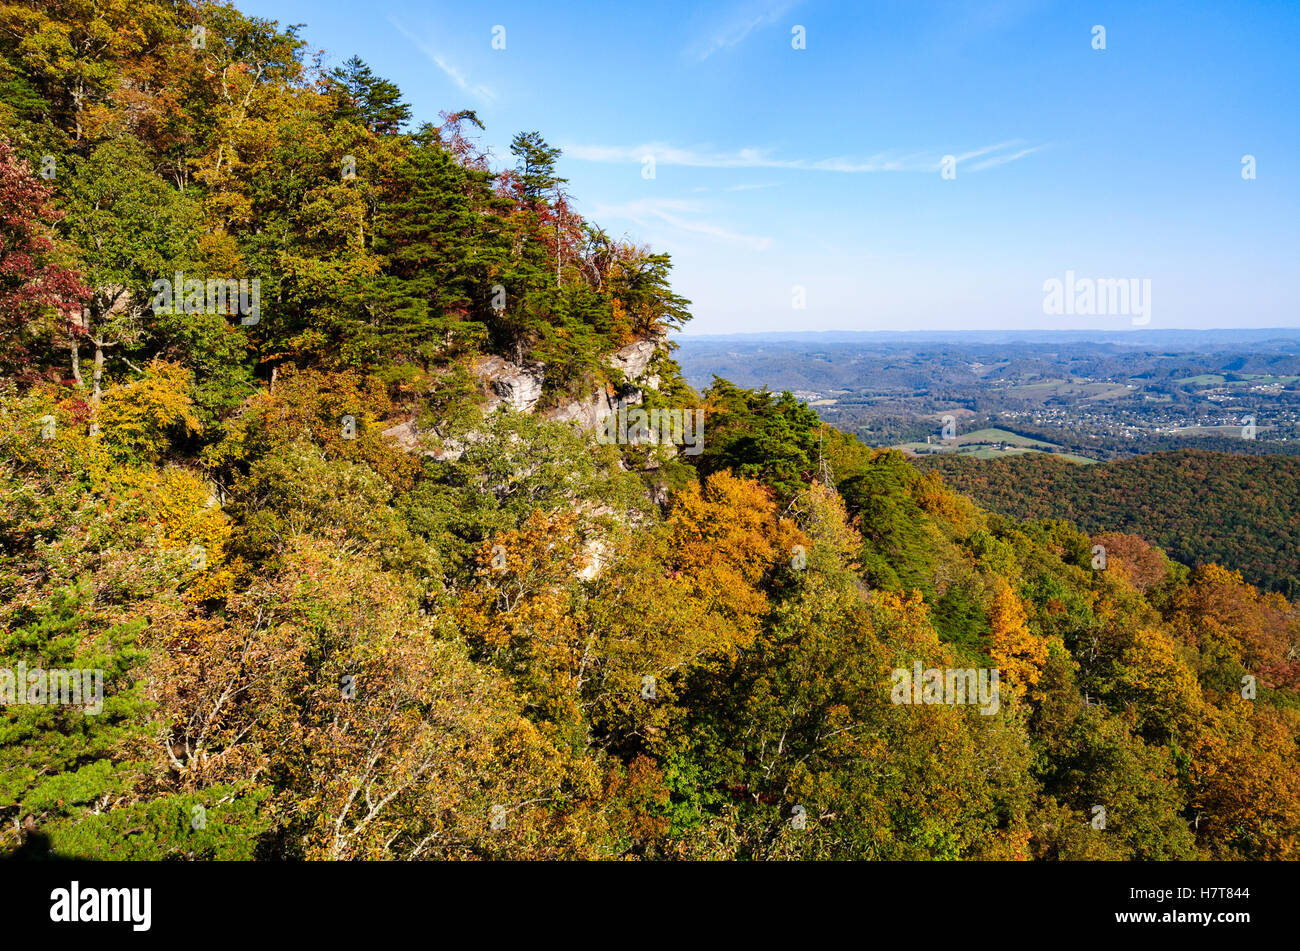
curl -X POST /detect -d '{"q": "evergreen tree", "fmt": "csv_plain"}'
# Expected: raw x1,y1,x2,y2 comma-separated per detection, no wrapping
366,126,507,360
328,56,411,134
509,131,565,211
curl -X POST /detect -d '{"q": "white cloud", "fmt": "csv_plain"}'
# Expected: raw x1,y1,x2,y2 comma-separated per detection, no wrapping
390,19,496,103
968,144,1049,171
564,140,1045,174
591,198,772,251
686,0,802,61
949,141,1020,165
564,142,915,171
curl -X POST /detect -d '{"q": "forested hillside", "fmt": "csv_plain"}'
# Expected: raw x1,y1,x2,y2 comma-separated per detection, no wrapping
2,1,1298,861
924,451,1300,598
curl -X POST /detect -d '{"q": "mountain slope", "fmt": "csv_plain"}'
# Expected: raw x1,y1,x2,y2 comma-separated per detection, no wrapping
923,450,1300,597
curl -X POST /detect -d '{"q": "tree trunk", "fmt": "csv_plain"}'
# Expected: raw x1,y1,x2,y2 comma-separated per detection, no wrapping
72,78,84,142
92,339,104,403
86,340,104,435
70,340,81,387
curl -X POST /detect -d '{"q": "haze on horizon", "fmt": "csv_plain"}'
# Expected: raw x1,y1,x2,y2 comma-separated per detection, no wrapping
241,0,1300,335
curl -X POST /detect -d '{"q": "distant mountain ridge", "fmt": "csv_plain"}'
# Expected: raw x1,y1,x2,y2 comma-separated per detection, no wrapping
675,328,1300,349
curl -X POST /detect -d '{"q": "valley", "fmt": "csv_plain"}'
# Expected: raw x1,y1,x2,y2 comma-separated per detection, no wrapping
675,329,1300,462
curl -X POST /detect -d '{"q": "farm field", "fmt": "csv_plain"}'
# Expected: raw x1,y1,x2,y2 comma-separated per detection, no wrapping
894,427,1096,462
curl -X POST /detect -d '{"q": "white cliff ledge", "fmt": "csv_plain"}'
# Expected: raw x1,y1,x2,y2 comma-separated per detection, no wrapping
382,336,668,459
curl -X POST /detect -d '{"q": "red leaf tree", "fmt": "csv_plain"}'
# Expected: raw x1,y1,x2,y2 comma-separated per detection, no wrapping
0,139,88,379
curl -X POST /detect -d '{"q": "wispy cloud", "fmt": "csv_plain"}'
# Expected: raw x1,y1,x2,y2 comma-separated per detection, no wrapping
565,142,915,171
948,141,1019,165
968,144,1049,171
686,0,801,61
591,198,772,251
564,140,1045,174
726,182,781,191
390,18,496,103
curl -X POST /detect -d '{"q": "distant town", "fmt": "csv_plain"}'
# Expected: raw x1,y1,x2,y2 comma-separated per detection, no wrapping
677,330,1300,462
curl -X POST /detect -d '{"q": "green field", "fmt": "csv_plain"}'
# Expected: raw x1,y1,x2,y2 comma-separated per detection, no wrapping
1235,375,1299,385
964,445,1034,459
895,427,1096,463
957,427,1060,448
1169,423,1271,437
1176,373,1299,386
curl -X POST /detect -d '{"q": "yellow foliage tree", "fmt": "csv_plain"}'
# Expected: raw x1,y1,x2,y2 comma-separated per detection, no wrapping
1188,702,1300,859
97,359,201,462
1115,625,1204,741
108,464,235,602
665,470,806,651
986,577,1048,704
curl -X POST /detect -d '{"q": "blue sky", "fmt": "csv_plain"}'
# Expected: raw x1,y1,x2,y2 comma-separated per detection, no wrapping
240,0,1300,334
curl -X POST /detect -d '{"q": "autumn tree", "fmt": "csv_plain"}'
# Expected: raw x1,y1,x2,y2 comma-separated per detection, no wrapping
0,138,87,377
58,135,200,400
326,56,410,134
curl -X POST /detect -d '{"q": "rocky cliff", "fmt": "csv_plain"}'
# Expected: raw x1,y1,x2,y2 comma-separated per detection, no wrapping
382,335,668,460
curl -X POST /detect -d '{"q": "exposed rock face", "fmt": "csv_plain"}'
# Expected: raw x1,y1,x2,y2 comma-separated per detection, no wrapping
427,438,466,462
378,336,673,581
380,418,465,461
546,385,626,431
577,538,612,580
380,418,422,453
607,337,660,384
382,335,669,467
470,336,665,422
475,355,545,413
545,337,664,429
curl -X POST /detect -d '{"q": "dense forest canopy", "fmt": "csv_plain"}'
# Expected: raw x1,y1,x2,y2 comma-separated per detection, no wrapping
924,451,1300,598
1,0,1297,860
